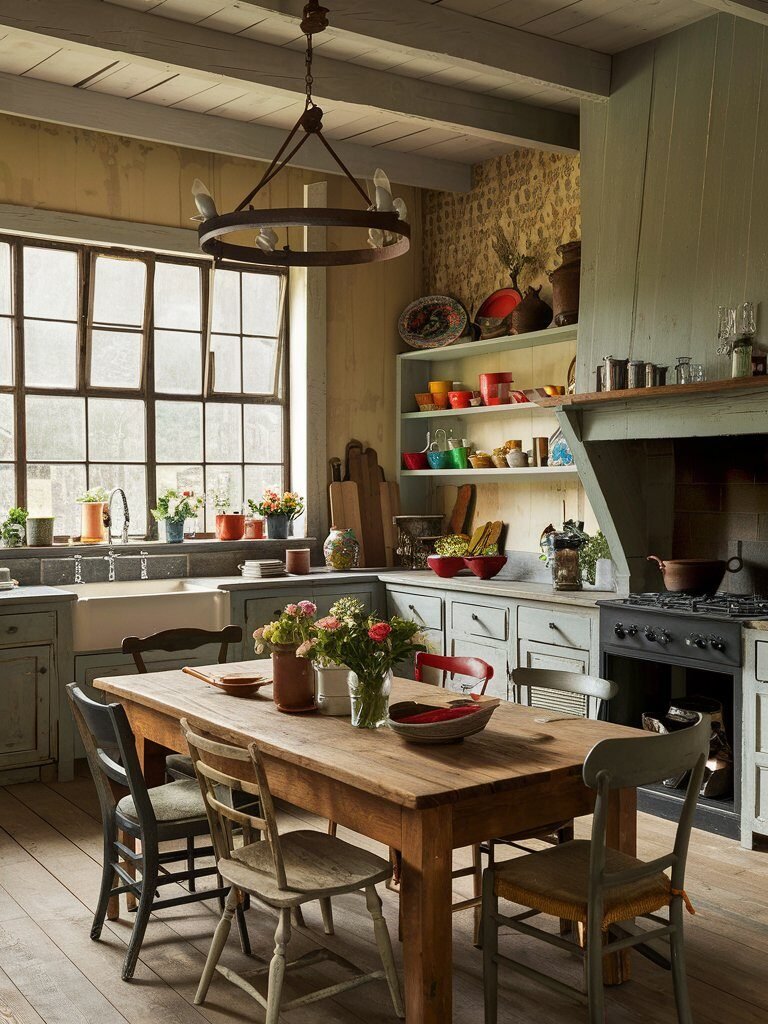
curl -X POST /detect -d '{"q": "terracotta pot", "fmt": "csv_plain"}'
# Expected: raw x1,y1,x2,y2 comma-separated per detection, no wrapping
80,501,108,544
511,286,552,335
243,517,264,539
647,555,742,595
215,513,245,541
271,647,315,710
549,240,581,327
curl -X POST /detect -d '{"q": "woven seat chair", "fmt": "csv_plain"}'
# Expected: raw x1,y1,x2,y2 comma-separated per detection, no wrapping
482,713,710,1024
181,719,405,1024
66,683,250,980
122,625,243,888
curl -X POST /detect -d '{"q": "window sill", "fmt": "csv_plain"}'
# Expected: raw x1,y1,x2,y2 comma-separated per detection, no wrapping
0,538,317,559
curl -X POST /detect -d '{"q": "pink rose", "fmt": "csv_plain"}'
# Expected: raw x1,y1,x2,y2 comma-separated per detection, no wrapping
296,639,316,658
284,603,299,616
298,600,316,617
317,615,341,631
368,622,392,643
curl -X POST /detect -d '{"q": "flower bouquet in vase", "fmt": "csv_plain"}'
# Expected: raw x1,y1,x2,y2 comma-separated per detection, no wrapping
253,600,317,711
306,598,426,729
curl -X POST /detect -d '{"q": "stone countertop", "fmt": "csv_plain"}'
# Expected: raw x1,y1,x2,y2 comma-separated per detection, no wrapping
0,585,77,604
381,571,618,608
185,570,384,591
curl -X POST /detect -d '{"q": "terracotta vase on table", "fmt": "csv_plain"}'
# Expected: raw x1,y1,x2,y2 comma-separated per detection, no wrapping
271,645,315,711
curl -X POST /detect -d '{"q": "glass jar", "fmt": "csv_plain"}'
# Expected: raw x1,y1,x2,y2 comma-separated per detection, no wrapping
551,533,583,592
675,356,692,384
732,336,753,378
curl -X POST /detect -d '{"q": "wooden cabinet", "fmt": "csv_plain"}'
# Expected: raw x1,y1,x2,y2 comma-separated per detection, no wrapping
742,633,768,847
516,603,596,716
448,595,511,701
0,644,53,771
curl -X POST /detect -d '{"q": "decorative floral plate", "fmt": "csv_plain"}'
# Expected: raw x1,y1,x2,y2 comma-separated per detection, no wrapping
398,295,469,349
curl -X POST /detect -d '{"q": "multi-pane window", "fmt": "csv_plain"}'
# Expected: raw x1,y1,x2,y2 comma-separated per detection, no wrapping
0,236,287,538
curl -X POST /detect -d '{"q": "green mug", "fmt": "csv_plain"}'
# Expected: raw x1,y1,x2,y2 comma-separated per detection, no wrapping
449,446,469,469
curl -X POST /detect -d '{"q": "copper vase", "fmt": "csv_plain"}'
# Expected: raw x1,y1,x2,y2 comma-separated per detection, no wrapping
549,240,581,327
271,646,315,710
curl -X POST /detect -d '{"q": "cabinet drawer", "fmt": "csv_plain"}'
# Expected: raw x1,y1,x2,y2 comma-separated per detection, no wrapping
0,612,55,646
386,589,442,631
452,600,508,641
755,641,768,682
518,605,591,651
314,588,373,618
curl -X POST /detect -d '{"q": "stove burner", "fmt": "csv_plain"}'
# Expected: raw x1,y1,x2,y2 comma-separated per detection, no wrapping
620,592,768,618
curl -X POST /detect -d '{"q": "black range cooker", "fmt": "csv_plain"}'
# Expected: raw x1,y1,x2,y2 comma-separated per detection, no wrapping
599,593,768,840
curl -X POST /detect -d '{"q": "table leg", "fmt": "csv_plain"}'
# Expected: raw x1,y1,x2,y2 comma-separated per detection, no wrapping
604,786,637,985
400,805,453,1023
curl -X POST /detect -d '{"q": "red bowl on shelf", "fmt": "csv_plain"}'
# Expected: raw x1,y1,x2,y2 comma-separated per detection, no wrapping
448,390,472,409
402,451,428,470
463,555,507,580
479,372,514,406
427,555,466,578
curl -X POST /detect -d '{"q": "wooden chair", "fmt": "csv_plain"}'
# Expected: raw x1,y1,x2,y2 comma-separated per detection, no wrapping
122,624,243,888
66,683,250,981
483,713,710,1024
181,719,405,1023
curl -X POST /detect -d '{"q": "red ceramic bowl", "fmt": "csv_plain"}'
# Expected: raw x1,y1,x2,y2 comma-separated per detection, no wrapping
432,392,450,409
427,555,466,578
448,390,472,409
463,555,507,580
478,372,514,406
402,451,428,470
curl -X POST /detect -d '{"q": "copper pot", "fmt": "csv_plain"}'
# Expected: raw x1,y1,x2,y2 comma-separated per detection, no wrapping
647,555,742,595
271,647,315,710
549,240,581,327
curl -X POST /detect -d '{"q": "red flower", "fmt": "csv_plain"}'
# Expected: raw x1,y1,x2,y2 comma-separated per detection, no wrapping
368,622,392,643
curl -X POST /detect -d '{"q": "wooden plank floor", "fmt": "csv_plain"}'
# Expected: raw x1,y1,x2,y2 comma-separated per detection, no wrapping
1,769,767,1024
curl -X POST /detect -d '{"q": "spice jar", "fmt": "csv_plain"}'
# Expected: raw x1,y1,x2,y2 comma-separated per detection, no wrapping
551,532,583,592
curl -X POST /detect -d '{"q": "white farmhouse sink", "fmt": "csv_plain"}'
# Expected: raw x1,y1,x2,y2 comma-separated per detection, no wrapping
61,579,230,653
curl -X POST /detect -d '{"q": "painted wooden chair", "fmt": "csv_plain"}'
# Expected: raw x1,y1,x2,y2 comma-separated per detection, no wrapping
482,713,709,1024
66,683,250,981
122,624,243,888
181,719,405,1023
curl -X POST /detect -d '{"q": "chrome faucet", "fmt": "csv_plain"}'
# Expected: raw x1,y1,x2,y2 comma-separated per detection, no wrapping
107,487,130,544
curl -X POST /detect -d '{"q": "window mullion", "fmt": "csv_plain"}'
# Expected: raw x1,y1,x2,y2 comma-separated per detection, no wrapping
145,256,157,539
13,239,26,510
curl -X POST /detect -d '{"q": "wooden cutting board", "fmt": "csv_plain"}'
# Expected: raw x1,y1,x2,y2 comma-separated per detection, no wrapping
380,480,400,566
347,444,387,568
328,480,366,566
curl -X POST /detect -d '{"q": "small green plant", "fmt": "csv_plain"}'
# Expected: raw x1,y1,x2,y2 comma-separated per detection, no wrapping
150,488,204,523
434,534,469,557
1,506,28,547
580,530,611,585
77,486,109,503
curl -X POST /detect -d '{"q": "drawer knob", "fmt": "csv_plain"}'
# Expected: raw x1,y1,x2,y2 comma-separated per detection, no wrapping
549,622,557,630
471,613,479,621
6,625,18,634
39,666,47,675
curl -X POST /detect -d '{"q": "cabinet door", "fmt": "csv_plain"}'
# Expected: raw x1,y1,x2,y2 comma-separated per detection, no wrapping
0,645,52,769
449,637,508,701
517,639,591,717
314,588,374,618
245,594,307,636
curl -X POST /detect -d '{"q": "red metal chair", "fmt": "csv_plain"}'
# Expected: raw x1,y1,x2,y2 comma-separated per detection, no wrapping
413,652,494,696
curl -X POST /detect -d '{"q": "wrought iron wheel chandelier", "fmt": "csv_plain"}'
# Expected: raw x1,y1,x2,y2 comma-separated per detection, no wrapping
192,0,411,268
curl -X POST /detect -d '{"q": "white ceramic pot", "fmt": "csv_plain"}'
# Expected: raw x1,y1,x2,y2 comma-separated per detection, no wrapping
314,665,353,716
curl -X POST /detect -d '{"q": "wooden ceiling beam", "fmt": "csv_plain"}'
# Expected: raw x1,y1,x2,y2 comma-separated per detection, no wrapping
0,0,579,153
0,71,472,191
222,0,611,99
691,0,768,25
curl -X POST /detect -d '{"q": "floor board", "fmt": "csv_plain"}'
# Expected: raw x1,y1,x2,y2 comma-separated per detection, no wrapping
0,772,766,1023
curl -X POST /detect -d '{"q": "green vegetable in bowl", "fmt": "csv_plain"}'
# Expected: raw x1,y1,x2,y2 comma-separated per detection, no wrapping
434,534,469,557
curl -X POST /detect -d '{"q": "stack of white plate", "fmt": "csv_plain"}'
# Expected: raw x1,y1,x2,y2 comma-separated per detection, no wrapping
239,559,286,579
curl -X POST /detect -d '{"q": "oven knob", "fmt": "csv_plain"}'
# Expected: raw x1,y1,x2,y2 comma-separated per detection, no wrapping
710,635,726,652
614,622,626,639
644,627,656,642
686,633,707,648
657,630,673,645
627,624,638,637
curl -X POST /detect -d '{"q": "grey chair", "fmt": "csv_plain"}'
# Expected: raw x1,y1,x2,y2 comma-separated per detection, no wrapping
67,683,250,980
482,713,710,1024
182,718,405,1023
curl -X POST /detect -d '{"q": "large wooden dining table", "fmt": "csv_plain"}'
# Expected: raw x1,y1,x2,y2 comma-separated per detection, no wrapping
94,662,640,1023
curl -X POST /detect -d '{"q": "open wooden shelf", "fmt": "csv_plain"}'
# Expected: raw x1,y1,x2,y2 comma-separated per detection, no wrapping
401,466,578,483
546,373,768,410
397,324,578,363
401,402,554,421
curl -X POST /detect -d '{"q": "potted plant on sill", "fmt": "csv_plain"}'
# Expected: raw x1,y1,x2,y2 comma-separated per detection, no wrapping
1,506,28,548
253,600,318,711
76,487,110,544
301,597,427,729
211,490,245,541
150,488,204,544
250,488,304,540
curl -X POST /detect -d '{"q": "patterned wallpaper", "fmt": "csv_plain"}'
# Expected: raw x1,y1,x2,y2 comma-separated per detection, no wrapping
422,147,580,317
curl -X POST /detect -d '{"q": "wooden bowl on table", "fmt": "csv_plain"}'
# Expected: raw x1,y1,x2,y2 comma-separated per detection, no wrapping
388,696,501,744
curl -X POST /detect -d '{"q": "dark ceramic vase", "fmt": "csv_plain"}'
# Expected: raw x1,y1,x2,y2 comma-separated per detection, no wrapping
271,647,315,710
549,240,581,327
511,286,553,335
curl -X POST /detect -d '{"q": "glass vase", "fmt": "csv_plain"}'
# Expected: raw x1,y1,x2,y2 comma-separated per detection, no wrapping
348,669,392,729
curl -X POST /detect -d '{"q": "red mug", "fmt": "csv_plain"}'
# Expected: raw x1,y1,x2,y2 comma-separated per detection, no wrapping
448,390,471,409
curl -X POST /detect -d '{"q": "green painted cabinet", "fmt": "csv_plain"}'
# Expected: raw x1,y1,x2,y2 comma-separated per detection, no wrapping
0,644,53,771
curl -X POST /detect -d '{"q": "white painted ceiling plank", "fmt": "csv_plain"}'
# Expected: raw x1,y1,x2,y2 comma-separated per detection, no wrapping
84,63,181,98
148,0,230,22
0,34,60,75
20,48,113,86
